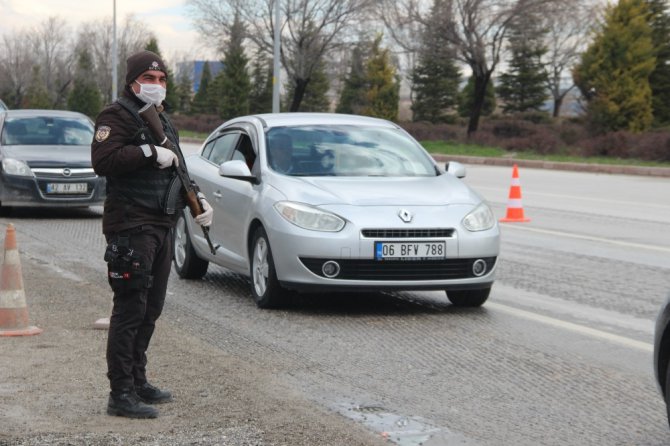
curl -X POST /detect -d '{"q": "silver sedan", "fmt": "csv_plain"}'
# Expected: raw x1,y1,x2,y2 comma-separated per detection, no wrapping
174,113,500,308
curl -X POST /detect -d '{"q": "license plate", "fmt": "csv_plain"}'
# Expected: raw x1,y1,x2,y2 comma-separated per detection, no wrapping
375,241,446,260
46,183,87,194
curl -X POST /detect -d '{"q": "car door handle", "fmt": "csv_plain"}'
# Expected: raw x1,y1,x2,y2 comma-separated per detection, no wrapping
213,191,223,199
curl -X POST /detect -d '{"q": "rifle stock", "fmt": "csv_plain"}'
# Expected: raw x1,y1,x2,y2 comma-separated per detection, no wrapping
138,104,217,255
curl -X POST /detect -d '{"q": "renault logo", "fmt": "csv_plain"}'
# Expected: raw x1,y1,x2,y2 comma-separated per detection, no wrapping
398,209,413,223
62,168,71,177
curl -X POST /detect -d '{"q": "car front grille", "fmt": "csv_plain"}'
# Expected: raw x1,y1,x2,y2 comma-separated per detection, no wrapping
361,228,455,238
31,168,97,179
299,257,496,281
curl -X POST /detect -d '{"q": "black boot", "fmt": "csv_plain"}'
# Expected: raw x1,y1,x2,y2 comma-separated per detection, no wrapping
107,390,158,418
135,382,173,404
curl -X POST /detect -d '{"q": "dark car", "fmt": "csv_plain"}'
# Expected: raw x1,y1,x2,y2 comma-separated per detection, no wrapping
0,109,105,211
654,293,670,427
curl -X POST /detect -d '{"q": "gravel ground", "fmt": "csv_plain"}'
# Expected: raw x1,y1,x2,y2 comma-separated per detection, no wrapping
0,250,388,446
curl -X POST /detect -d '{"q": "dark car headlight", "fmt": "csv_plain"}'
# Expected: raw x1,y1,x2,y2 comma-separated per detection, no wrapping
2,158,34,177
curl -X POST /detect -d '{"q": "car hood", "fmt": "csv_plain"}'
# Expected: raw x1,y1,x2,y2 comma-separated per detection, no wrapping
1,145,93,168
272,174,481,206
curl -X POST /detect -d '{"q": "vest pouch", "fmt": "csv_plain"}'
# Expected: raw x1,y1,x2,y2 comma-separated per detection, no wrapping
105,239,153,294
163,175,186,215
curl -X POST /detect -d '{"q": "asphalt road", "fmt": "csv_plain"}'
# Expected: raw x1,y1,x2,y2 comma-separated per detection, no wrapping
4,162,670,445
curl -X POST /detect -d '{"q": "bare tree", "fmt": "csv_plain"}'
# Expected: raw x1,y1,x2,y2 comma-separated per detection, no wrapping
445,0,560,135
0,31,34,108
374,0,428,99
26,17,75,108
77,16,155,103
188,0,247,54
78,20,114,103
543,0,600,117
189,0,373,111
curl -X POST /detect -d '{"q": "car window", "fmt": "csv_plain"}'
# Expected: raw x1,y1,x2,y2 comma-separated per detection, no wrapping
265,125,436,177
205,132,239,165
0,116,93,146
231,134,257,170
1,116,93,146
201,139,215,159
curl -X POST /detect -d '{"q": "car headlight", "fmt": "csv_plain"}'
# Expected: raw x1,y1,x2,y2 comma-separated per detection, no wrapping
274,201,345,232
2,158,34,177
462,202,495,231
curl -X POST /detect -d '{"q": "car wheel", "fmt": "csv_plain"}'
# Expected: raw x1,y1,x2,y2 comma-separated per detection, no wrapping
173,212,208,279
250,226,286,309
0,203,11,216
665,362,670,428
446,287,491,307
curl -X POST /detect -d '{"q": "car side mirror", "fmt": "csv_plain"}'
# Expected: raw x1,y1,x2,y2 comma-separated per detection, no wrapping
219,160,258,184
445,161,466,178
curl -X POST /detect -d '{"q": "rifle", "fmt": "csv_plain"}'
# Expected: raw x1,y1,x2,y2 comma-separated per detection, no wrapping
138,103,217,255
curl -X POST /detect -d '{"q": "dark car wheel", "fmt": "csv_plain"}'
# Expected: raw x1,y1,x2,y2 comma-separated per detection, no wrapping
0,202,11,216
173,212,208,279
446,287,491,307
250,226,286,309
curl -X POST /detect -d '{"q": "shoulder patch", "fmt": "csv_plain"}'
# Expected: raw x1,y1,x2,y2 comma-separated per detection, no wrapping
95,126,111,142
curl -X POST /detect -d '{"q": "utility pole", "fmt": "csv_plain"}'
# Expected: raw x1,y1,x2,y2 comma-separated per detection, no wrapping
272,0,281,113
112,0,118,101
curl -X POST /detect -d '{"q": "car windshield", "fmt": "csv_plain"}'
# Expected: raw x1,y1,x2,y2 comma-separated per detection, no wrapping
265,125,438,177
1,116,94,146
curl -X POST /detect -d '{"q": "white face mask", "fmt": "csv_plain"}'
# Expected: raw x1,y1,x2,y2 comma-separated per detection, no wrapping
134,81,166,106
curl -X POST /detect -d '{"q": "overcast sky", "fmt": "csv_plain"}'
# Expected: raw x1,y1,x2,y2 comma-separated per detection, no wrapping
0,0,216,62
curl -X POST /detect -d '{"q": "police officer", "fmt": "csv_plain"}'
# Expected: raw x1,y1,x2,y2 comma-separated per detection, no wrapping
91,50,213,419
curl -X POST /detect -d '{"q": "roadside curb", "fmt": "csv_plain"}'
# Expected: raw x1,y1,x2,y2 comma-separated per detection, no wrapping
431,154,670,178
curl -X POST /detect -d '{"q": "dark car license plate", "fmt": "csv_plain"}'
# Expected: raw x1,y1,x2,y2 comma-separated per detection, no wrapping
46,183,87,194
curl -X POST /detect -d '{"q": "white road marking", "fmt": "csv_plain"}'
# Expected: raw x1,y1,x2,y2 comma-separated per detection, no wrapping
500,224,670,253
488,302,653,352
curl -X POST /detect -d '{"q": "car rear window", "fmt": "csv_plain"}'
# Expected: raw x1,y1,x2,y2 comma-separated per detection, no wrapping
1,116,94,146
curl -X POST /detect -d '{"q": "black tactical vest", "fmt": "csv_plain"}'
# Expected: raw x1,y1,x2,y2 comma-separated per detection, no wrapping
106,97,186,214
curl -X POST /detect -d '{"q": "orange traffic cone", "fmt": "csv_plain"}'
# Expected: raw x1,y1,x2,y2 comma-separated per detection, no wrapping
500,164,530,223
0,224,42,336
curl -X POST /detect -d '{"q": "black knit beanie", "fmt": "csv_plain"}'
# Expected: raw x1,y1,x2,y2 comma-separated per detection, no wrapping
125,50,168,85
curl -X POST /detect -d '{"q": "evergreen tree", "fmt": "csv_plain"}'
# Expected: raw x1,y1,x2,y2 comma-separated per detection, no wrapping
67,48,102,118
144,38,180,111
285,58,330,112
191,62,216,114
217,12,251,121
249,49,273,114
362,35,399,121
497,13,549,114
647,0,670,125
174,69,194,114
574,0,655,132
458,75,496,118
410,0,461,123
24,66,51,109
336,42,368,115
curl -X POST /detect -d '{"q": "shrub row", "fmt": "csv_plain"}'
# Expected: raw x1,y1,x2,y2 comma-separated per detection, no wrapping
170,112,670,162
401,117,670,162
170,114,222,135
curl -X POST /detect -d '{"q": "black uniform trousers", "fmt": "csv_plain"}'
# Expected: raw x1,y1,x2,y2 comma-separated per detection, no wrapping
105,224,173,393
